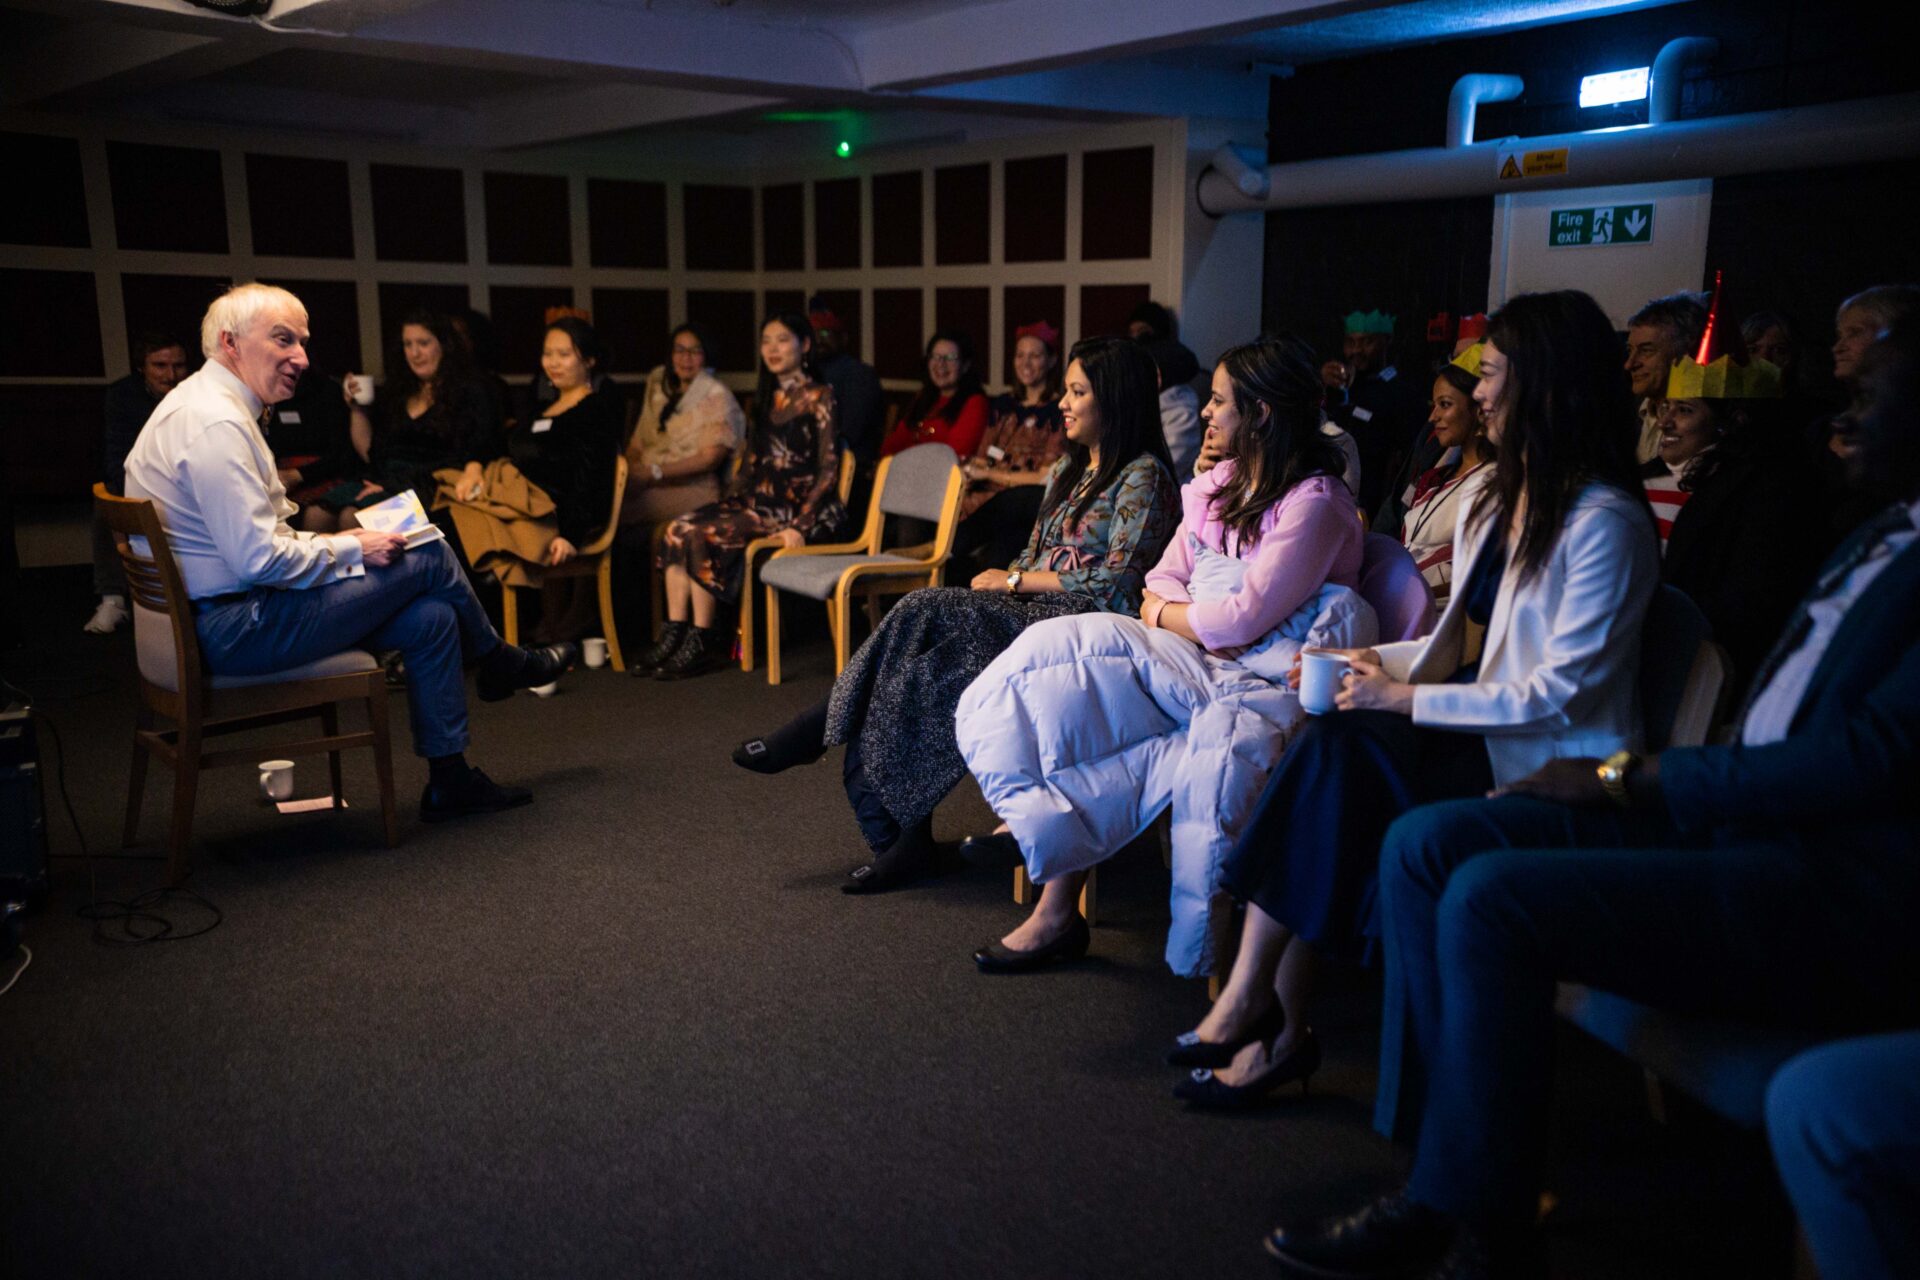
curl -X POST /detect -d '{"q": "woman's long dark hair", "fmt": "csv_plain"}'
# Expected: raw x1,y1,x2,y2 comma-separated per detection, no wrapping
1472,291,1645,581
752,310,816,449
1038,336,1173,526
385,309,475,410
1208,335,1347,552
903,329,985,428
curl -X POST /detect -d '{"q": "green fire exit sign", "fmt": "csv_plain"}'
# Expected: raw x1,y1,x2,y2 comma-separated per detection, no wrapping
1549,203,1653,247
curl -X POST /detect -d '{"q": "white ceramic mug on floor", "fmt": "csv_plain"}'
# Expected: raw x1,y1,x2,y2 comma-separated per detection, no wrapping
1297,651,1354,716
581,637,608,668
259,759,295,802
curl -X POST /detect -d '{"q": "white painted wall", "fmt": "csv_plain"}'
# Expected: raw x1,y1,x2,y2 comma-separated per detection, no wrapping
1179,118,1267,371
1488,178,1713,327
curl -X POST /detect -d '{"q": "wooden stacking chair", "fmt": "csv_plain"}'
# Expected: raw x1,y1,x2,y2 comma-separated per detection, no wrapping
738,447,858,673
500,457,628,670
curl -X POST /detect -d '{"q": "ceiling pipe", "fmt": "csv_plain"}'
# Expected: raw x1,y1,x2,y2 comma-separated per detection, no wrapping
1209,142,1270,200
1196,90,1920,216
1650,36,1719,125
1446,73,1525,148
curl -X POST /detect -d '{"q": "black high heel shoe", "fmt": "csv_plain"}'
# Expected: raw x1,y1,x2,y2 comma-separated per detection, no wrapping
1172,1030,1320,1110
733,699,831,774
1165,1001,1286,1069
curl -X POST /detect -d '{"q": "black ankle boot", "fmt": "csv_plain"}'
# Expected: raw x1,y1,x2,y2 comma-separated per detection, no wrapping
630,621,689,675
653,624,728,680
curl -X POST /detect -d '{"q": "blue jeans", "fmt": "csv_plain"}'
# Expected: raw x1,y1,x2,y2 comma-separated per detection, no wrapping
195,540,503,759
1766,1033,1920,1280
1373,795,1915,1229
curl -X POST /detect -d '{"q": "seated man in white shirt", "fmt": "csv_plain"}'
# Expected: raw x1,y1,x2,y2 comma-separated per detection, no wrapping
122,283,572,822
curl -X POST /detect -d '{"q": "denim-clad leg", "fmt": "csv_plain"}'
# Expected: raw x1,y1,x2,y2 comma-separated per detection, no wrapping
195,540,503,758
1766,1032,1920,1280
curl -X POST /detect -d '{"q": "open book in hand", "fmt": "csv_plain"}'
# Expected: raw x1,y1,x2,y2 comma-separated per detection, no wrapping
353,489,446,548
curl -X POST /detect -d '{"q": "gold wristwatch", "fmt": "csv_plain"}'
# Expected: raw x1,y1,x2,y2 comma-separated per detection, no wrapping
1596,750,1640,808
1005,569,1024,594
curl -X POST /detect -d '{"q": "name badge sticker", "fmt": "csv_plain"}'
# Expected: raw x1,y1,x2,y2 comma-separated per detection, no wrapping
530,418,553,434
986,445,1007,462
278,410,302,424
1351,407,1374,422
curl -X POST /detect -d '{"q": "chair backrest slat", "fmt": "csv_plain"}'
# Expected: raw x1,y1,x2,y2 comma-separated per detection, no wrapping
92,484,201,699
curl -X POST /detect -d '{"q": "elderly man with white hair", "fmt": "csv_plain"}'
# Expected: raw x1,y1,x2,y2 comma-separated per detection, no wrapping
122,283,571,822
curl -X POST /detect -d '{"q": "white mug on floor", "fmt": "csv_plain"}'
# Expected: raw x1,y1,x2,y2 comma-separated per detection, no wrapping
581,637,608,668
259,759,295,802
1297,651,1353,716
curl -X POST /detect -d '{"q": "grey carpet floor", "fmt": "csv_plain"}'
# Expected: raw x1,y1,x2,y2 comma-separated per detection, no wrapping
1,569,1787,1279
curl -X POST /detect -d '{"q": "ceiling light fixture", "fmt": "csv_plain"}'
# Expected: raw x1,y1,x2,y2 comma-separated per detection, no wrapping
1579,66,1650,108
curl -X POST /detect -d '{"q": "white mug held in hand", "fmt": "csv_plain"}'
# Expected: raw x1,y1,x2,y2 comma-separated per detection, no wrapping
258,759,295,802
345,373,375,405
1297,651,1354,716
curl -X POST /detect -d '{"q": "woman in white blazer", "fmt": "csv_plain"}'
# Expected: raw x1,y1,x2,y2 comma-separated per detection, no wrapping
1167,291,1658,1108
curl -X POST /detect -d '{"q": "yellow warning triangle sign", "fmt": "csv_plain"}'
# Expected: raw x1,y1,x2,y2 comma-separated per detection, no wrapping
1499,155,1522,180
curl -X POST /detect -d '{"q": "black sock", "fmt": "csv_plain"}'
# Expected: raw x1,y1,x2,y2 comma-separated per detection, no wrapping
428,753,471,787
734,697,831,773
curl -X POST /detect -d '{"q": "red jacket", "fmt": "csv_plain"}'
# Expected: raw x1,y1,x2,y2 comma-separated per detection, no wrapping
881,392,989,459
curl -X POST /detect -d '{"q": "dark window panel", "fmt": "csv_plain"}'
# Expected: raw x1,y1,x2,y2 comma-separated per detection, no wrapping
934,162,990,265
811,288,862,362
1081,146,1154,261
761,183,804,271
377,282,474,368
246,154,353,259
683,184,754,271
684,289,758,375
107,141,227,254
490,285,580,376
121,273,230,369
370,164,467,263
0,386,110,499
1080,283,1153,342
763,289,806,324
813,176,861,270
1003,154,1067,263
1002,284,1066,386
1,133,89,248
934,287,990,377
872,288,924,382
484,171,571,267
588,178,667,269
258,277,361,377
591,287,672,374
0,269,104,377
871,170,922,268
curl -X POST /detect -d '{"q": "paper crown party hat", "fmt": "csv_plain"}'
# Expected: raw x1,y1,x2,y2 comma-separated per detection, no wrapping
1450,343,1485,378
1342,309,1396,336
1666,271,1783,400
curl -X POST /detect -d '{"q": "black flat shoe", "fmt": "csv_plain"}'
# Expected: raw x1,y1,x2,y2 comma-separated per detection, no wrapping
1166,1000,1287,1068
956,831,1023,869
475,641,577,702
1172,1030,1320,1109
629,621,688,675
1261,1190,1455,1279
973,913,1090,972
419,767,533,823
842,824,934,895
732,700,831,773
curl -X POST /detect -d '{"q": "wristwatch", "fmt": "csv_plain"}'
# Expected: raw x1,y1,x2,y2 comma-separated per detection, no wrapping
1596,750,1640,808
1005,570,1023,595
650,462,664,483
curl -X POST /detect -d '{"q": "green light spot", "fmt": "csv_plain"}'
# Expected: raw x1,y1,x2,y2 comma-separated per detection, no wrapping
836,140,852,158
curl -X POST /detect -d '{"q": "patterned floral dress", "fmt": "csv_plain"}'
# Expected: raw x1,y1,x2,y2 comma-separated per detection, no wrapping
656,377,849,603
825,451,1180,845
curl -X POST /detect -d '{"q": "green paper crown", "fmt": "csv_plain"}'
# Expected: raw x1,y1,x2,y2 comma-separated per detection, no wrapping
1343,309,1396,336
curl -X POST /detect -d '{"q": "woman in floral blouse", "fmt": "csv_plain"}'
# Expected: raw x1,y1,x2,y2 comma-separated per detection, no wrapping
643,312,849,680
730,336,1179,893
951,319,1067,572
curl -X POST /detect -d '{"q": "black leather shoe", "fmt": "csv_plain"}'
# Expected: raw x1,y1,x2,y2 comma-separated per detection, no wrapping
653,625,728,680
842,823,934,895
1261,1190,1454,1279
956,831,1023,869
476,641,577,702
1167,1000,1287,1068
629,621,689,675
1173,1029,1320,1109
973,913,1090,972
419,767,533,823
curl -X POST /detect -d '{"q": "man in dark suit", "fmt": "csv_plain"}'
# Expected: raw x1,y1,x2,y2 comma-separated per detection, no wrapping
1266,321,1920,1279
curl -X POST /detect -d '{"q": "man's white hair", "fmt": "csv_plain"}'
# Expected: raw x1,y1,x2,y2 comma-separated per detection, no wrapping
201,282,307,359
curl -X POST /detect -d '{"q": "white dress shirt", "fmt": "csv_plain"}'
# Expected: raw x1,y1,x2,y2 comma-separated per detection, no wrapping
123,360,364,600
1740,497,1920,746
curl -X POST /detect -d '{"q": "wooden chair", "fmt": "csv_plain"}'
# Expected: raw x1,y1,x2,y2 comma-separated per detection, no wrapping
757,444,963,685
738,447,858,673
501,456,628,670
94,485,399,886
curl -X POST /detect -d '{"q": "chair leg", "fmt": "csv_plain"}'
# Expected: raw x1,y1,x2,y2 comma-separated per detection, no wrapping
1013,865,1035,906
123,706,154,848
832,586,852,676
1079,867,1097,927
863,589,882,632
649,526,667,641
502,584,520,648
366,683,399,848
321,703,345,807
597,558,625,672
739,567,756,672
765,584,782,686
165,725,202,886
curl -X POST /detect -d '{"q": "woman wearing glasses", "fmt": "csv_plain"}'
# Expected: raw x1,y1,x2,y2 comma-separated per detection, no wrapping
880,330,990,459
619,322,746,529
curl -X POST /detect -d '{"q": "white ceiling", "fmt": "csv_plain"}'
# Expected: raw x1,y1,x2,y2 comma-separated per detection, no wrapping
0,0,1693,155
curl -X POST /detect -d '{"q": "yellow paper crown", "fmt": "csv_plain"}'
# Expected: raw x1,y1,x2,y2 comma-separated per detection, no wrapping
1665,354,1783,400
1450,342,1484,378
